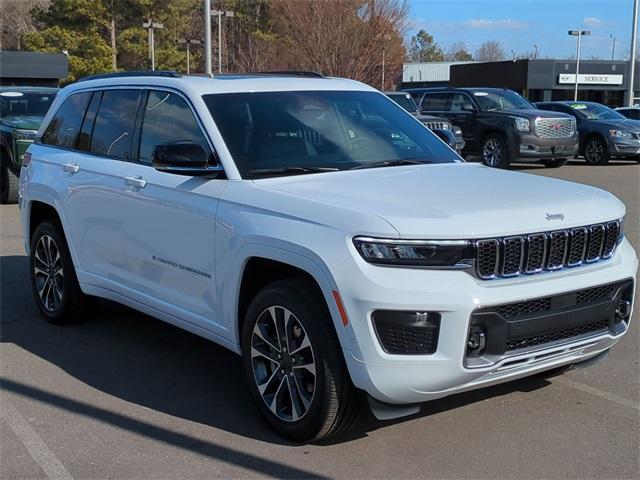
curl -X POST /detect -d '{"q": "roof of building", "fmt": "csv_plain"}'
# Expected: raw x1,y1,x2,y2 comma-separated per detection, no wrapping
0,51,68,80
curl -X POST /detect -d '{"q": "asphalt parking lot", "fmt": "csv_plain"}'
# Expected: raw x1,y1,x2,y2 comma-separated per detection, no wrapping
1,159,639,479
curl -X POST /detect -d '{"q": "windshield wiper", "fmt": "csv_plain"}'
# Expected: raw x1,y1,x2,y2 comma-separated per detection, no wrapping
349,159,432,170
247,166,339,177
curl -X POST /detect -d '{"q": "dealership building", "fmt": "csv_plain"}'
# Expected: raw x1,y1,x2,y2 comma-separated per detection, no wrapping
402,59,640,107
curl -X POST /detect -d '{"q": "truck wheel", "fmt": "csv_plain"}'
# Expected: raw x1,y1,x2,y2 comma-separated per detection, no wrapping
481,134,510,168
584,136,610,165
29,220,94,324
1,151,19,204
542,158,568,168
241,278,359,442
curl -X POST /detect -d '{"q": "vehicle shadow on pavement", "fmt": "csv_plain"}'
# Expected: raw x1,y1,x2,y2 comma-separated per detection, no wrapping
2,254,552,449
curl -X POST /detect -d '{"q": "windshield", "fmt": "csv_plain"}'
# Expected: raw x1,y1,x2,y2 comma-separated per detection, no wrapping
568,103,626,121
203,90,460,178
387,93,419,114
0,91,56,118
472,90,534,111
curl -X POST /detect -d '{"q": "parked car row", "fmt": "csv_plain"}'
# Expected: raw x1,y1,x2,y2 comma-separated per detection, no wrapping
402,87,640,169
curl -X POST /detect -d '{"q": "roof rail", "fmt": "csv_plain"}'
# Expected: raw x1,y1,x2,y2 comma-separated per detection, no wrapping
215,70,326,79
77,71,181,82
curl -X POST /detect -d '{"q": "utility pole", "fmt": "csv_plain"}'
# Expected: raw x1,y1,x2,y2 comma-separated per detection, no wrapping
178,38,201,74
110,0,117,71
628,0,638,106
568,30,591,101
381,34,391,91
143,19,163,71
533,45,538,60
204,0,212,75
212,9,234,73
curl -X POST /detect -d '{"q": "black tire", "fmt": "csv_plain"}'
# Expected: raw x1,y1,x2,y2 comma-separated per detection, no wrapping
241,278,360,442
541,158,568,168
481,134,511,168
583,136,610,165
29,220,94,324
1,151,19,204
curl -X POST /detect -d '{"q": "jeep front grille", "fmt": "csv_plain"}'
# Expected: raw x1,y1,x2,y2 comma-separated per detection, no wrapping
534,117,575,138
475,220,620,280
424,121,451,131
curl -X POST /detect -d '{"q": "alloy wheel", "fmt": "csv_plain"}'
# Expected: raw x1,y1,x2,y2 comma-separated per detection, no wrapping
33,234,64,312
251,305,316,422
483,138,502,167
585,139,604,163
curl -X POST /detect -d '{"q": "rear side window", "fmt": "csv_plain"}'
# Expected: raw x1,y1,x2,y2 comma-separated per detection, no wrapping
90,90,141,160
138,90,210,164
42,92,91,148
421,93,451,111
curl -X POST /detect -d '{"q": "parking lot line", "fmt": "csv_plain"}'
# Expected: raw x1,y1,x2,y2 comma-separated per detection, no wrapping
1,396,74,480
556,377,640,411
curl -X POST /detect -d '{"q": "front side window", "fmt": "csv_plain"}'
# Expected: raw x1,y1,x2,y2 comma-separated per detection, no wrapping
90,89,141,160
203,90,459,178
42,92,91,148
138,90,211,164
473,90,534,111
387,94,418,114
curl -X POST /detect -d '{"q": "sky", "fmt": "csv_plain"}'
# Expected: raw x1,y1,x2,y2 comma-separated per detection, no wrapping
408,0,638,60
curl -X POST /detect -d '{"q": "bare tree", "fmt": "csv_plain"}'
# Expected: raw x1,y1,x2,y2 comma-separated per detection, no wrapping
475,40,505,62
0,0,49,51
446,41,473,61
269,0,408,88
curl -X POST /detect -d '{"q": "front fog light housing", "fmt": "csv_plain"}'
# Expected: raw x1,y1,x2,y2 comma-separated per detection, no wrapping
353,237,473,267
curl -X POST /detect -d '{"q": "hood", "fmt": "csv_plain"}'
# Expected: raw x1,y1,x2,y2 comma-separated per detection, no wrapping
493,108,572,119
255,163,625,239
414,113,449,123
0,115,45,131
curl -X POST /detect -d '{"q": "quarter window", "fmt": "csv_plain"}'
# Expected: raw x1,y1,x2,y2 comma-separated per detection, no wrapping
90,90,141,160
138,90,210,164
42,92,91,148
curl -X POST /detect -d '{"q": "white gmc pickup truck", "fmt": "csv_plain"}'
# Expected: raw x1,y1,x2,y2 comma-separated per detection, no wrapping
19,71,637,442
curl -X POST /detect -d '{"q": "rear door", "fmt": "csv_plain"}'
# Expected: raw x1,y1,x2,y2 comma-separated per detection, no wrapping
119,89,226,334
63,89,141,285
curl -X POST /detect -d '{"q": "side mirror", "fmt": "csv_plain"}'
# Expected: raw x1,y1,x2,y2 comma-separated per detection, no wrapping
152,141,221,176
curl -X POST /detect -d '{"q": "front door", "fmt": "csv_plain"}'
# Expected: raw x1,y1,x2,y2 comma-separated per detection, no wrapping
119,89,226,335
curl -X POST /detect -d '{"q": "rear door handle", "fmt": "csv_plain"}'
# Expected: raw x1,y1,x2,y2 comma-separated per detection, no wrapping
63,162,80,174
124,176,147,189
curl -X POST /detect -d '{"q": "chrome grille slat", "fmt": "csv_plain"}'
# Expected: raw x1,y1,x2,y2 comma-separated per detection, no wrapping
534,117,575,138
475,221,620,280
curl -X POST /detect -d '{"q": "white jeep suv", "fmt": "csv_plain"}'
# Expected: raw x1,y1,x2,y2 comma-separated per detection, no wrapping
19,71,638,442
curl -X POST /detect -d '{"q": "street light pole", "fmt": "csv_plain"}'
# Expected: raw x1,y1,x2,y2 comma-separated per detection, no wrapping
143,19,164,71
610,34,616,60
628,0,638,106
212,9,234,73
204,0,212,76
568,29,591,101
178,38,201,74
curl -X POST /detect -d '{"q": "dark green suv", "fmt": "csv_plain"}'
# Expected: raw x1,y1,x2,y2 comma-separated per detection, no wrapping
1,87,57,203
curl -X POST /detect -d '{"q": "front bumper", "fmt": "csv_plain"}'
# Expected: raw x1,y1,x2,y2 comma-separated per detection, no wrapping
610,137,640,156
512,131,579,160
334,239,638,404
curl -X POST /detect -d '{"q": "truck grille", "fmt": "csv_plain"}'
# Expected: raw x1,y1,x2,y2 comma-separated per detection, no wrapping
535,118,575,138
424,121,451,131
475,220,620,280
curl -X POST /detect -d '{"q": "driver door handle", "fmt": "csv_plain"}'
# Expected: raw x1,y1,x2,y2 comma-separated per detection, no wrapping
62,162,80,174
124,176,147,189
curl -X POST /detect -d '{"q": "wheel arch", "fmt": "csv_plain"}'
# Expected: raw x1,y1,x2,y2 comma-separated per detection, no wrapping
581,131,606,156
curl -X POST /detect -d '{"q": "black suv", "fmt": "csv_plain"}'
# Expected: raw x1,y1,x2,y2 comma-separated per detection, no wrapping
414,87,579,168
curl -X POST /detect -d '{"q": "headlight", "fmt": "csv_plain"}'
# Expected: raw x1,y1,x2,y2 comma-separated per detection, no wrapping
353,237,473,267
609,129,633,139
14,130,37,141
511,117,530,132
452,125,463,136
